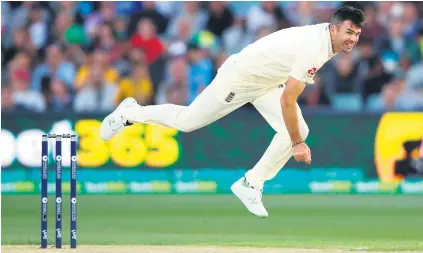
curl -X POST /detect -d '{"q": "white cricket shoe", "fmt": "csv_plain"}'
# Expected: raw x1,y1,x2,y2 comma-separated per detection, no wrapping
100,97,137,141
230,177,268,218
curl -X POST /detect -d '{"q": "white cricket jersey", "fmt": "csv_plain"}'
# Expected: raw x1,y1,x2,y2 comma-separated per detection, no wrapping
233,22,337,86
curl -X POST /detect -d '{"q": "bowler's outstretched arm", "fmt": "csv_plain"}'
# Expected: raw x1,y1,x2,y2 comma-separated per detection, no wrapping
281,76,306,144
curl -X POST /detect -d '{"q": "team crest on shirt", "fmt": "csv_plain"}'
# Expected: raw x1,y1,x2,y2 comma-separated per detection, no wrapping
306,67,317,78
225,92,235,103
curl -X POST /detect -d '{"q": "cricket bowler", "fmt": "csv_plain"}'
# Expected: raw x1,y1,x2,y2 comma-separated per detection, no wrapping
100,6,365,217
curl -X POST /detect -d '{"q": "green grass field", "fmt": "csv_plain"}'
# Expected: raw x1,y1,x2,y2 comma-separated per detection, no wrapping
2,194,423,251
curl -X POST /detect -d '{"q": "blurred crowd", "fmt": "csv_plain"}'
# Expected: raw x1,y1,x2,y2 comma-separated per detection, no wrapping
2,1,423,113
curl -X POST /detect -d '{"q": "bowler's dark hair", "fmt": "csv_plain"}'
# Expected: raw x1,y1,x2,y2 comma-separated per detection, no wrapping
331,5,365,28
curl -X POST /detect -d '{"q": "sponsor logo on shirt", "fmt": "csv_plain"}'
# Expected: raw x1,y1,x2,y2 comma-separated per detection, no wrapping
306,67,317,78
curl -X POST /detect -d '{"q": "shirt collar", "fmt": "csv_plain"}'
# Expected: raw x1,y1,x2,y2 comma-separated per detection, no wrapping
325,23,336,57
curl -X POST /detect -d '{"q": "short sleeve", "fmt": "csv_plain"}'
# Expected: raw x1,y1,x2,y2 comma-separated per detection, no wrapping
289,50,320,84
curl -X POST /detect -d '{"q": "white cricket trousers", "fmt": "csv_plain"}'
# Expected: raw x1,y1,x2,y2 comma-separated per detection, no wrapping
121,56,309,190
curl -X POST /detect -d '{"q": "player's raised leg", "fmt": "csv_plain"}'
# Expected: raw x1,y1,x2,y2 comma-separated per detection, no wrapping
231,85,309,217
248,85,309,187
100,57,260,141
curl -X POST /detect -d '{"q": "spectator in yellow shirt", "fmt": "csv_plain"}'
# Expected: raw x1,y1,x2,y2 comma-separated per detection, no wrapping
116,63,154,105
75,49,119,90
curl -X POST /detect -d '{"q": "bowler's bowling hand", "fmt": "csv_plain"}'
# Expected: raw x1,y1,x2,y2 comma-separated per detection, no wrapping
292,142,311,164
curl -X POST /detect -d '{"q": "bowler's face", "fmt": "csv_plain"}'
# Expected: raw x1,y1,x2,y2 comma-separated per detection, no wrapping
334,20,361,53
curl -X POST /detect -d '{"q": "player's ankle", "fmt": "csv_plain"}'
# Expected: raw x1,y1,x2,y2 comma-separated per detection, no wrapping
243,176,263,191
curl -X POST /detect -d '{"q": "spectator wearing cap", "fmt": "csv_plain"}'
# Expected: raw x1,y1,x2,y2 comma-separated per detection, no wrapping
32,44,76,92
186,43,214,104
116,63,154,106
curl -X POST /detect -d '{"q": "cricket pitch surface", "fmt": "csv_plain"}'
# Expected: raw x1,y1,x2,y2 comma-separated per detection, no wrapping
3,195,423,253
2,245,422,253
